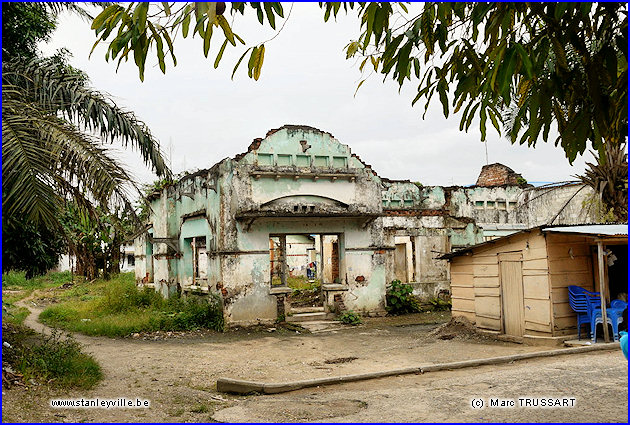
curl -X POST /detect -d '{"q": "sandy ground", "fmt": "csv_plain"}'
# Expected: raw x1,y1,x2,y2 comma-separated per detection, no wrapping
212,351,628,423
2,300,627,423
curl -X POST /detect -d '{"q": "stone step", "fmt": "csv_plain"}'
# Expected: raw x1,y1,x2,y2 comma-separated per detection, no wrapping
291,306,325,314
286,312,330,323
299,320,346,333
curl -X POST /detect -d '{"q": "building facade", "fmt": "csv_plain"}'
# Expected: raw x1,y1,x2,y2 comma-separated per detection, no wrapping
134,125,598,326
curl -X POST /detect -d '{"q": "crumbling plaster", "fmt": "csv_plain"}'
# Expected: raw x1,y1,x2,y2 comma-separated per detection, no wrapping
135,125,599,326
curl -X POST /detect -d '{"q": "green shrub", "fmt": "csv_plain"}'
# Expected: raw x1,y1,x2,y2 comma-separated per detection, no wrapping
426,296,452,311
3,324,102,389
386,280,421,315
337,310,362,325
152,294,224,331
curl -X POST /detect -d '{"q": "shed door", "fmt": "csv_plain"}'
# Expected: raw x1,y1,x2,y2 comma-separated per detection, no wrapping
499,253,524,337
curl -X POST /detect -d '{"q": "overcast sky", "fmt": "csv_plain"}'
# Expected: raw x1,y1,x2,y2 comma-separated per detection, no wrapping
40,3,592,188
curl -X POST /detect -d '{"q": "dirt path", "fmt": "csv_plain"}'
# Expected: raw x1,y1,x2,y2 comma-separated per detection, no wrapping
4,298,623,422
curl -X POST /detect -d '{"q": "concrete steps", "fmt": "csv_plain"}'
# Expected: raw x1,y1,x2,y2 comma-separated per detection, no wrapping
290,306,325,314
299,320,346,333
286,311,330,323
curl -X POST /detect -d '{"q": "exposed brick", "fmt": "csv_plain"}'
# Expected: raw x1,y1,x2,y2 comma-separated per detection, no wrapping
475,163,526,187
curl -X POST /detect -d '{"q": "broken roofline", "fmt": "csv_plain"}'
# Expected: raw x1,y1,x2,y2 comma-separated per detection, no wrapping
159,124,581,191
174,124,381,188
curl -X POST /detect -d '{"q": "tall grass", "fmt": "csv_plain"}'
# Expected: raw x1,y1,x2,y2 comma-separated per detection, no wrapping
2,270,72,290
3,324,102,389
40,274,224,337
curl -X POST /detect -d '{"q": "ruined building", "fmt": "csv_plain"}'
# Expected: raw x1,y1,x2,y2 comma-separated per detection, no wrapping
134,125,597,326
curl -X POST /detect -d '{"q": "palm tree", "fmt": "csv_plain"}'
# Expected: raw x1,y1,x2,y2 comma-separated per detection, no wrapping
500,39,627,222
2,55,171,230
578,144,628,222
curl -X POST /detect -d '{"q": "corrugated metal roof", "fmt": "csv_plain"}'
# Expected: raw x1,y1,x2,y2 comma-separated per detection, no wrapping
541,224,628,236
440,223,628,260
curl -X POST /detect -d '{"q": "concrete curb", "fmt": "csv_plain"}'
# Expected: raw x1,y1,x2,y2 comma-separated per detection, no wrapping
216,343,620,395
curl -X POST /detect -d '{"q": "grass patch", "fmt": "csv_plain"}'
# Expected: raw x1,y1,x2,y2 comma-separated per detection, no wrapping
190,403,209,414
3,306,30,325
40,273,224,337
2,270,72,291
2,323,102,389
271,275,320,289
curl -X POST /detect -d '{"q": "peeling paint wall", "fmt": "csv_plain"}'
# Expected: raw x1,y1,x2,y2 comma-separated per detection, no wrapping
134,126,598,325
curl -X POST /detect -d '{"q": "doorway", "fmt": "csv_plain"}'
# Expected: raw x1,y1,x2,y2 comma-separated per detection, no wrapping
269,233,341,309
394,243,408,282
499,252,524,337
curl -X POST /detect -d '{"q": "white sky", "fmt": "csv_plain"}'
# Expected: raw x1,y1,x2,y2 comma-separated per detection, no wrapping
39,3,591,188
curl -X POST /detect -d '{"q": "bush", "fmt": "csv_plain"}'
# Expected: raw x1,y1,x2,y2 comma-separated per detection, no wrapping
3,324,102,389
386,280,421,315
426,296,452,311
152,294,224,331
337,310,362,325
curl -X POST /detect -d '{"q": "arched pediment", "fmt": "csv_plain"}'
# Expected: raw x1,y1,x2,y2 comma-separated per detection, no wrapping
261,195,348,210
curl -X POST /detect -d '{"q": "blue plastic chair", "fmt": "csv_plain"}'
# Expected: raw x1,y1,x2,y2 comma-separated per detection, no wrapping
609,299,628,326
568,285,600,339
588,297,624,342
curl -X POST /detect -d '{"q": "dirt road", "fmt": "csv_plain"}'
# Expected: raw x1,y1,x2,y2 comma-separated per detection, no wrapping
2,301,627,422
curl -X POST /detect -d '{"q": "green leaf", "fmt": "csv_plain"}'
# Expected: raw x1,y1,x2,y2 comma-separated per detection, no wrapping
247,46,259,78
354,79,366,96
162,30,177,66
214,39,228,69
255,4,264,24
232,47,252,79
203,22,213,57
253,44,265,80
92,5,120,31
346,41,360,59
182,9,191,37
162,2,171,15
217,15,236,46
263,3,276,29
271,2,284,18
514,43,533,79
234,33,246,45
132,3,149,34
438,80,449,117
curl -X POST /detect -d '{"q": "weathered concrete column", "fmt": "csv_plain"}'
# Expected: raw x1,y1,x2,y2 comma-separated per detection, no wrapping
338,233,346,284
279,235,288,286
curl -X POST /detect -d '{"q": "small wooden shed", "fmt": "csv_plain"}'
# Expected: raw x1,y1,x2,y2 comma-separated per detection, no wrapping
442,224,628,342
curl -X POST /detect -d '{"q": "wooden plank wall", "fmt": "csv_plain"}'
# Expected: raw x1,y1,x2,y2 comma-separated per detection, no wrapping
450,255,475,322
546,233,595,336
451,231,553,336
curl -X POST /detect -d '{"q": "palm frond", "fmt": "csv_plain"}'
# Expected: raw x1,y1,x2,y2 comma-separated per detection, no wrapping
2,75,144,228
3,57,171,179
